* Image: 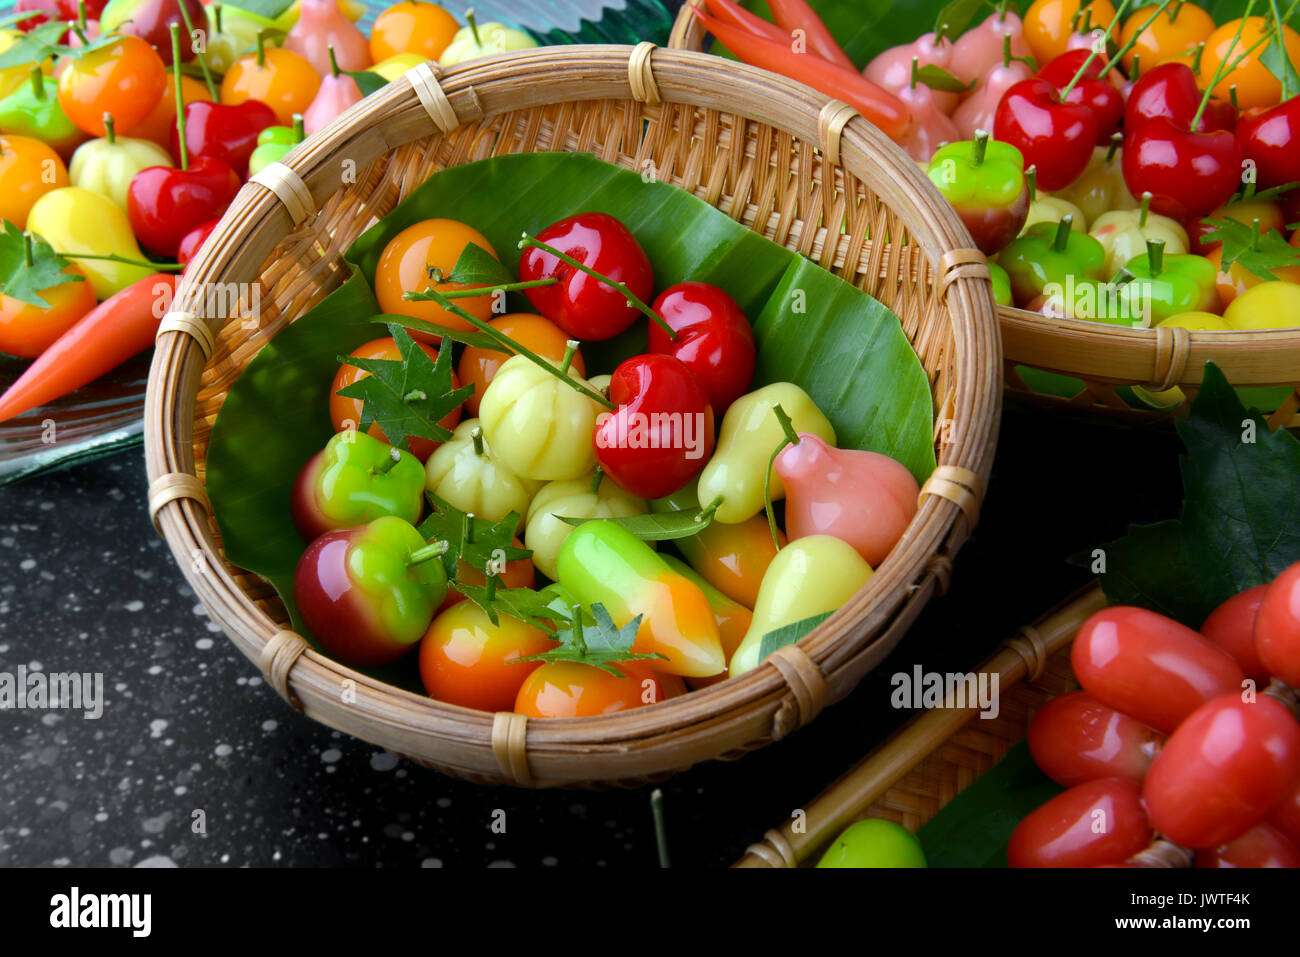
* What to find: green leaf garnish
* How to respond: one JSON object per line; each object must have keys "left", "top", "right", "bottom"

{"left": 0, "top": 21, "right": 66, "bottom": 70}
{"left": 913, "top": 62, "right": 975, "bottom": 93}
{"left": 218, "top": 0, "right": 296, "bottom": 20}
{"left": 453, "top": 583, "right": 564, "bottom": 632}
{"left": 371, "top": 314, "right": 508, "bottom": 352}
{"left": 556, "top": 507, "right": 717, "bottom": 541}
{"left": 335, "top": 322, "right": 474, "bottom": 451}
{"left": 349, "top": 70, "right": 388, "bottom": 98}
{"left": 443, "top": 241, "right": 516, "bottom": 287}
{"left": 418, "top": 491, "right": 530, "bottom": 581}
{"left": 933, "top": 0, "right": 986, "bottom": 42}
{"left": 756, "top": 611, "right": 833, "bottom": 662}
{"left": 1201, "top": 216, "right": 1300, "bottom": 283}
{"left": 1092, "top": 362, "right": 1300, "bottom": 627}
{"left": 1261, "top": 2, "right": 1300, "bottom": 102}
{"left": 0, "top": 221, "right": 83, "bottom": 308}
{"left": 511, "top": 602, "right": 663, "bottom": 678}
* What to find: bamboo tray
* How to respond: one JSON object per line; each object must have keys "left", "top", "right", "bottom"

{"left": 669, "top": 0, "right": 1300, "bottom": 431}
{"left": 144, "top": 44, "right": 1000, "bottom": 787}
{"left": 735, "top": 584, "right": 1193, "bottom": 868}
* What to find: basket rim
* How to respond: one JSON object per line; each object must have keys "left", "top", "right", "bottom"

{"left": 144, "top": 44, "right": 1003, "bottom": 785}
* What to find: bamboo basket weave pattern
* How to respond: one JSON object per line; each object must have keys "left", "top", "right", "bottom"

{"left": 736, "top": 585, "right": 1190, "bottom": 868}
{"left": 144, "top": 44, "right": 1000, "bottom": 788}
{"left": 669, "top": 0, "right": 1300, "bottom": 431}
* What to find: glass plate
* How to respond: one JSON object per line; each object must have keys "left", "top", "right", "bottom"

{"left": 0, "top": 0, "right": 670, "bottom": 485}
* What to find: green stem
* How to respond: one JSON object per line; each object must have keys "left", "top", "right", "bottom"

{"left": 22, "top": 232, "right": 33, "bottom": 268}
{"left": 461, "top": 511, "right": 474, "bottom": 548}
{"left": 176, "top": 0, "right": 219, "bottom": 100}
{"left": 559, "top": 339, "right": 579, "bottom": 377}
{"left": 971, "top": 129, "right": 988, "bottom": 167}
{"left": 589, "top": 466, "right": 604, "bottom": 495}
{"left": 569, "top": 604, "right": 586, "bottom": 657}
{"left": 1250, "top": 216, "right": 1262, "bottom": 251}
{"left": 1001, "top": 31, "right": 1011, "bottom": 69}
{"left": 772, "top": 403, "right": 801, "bottom": 447}
{"left": 373, "top": 447, "right": 401, "bottom": 475}
{"left": 471, "top": 426, "right": 485, "bottom": 457}
{"left": 467, "top": 7, "right": 481, "bottom": 46}
{"left": 1192, "top": 1, "right": 1262, "bottom": 130}
{"left": 1271, "top": 0, "right": 1297, "bottom": 101}
{"left": 328, "top": 44, "right": 340, "bottom": 79}
{"left": 1026, "top": 164, "right": 1038, "bottom": 204}
{"left": 256, "top": 29, "right": 266, "bottom": 70}
{"left": 517, "top": 233, "right": 679, "bottom": 342}
{"left": 1146, "top": 238, "right": 1165, "bottom": 277}
{"left": 414, "top": 285, "right": 616, "bottom": 410}
{"left": 291, "top": 113, "right": 305, "bottom": 144}
{"left": 1104, "top": 131, "right": 1122, "bottom": 165}
{"left": 1096, "top": 0, "right": 1172, "bottom": 80}
{"left": 72, "top": 24, "right": 88, "bottom": 45}
{"left": 696, "top": 495, "right": 723, "bottom": 525}
{"left": 407, "top": 540, "right": 449, "bottom": 566}
{"left": 1130, "top": 51, "right": 1140, "bottom": 78}
{"left": 1138, "top": 191, "right": 1151, "bottom": 228}
{"left": 1061, "top": 0, "right": 1136, "bottom": 98}
{"left": 409, "top": 277, "right": 558, "bottom": 299}
{"left": 103, "top": 112, "right": 115, "bottom": 145}
{"left": 215, "top": 2, "right": 223, "bottom": 33}
{"left": 56, "top": 251, "right": 183, "bottom": 270}
{"left": 1054, "top": 215, "right": 1073, "bottom": 253}
{"left": 651, "top": 789, "right": 670, "bottom": 869}
{"left": 909, "top": 55, "right": 919, "bottom": 91}
{"left": 28, "top": 66, "right": 43, "bottom": 101}
{"left": 762, "top": 406, "right": 804, "bottom": 554}
{"left": 171, "top": 24, "right": 188, "bottom": 171}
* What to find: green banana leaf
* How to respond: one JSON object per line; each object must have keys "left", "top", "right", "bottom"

{"left": 205, "top": 152, "right": 935, "bottom": 690}
{"left": 916, "top": 740, "right": 1062, "bottom": 867}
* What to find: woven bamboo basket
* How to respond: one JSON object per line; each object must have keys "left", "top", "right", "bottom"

{"left": 670, "top": 0, "right": 1300, "bottom": 431}
{"left": 143, "top": 43, "right": 1001, "bottom": 787}
{"left": 735, "top": 583, "right": 1192, "bottom": 868}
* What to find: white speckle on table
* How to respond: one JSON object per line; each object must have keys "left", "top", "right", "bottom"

{"left": 213, "top": 743, "right": 233, "bottom": 758}
{"left": 320, "top": 748, "right": 342, "bottom": 764}
{"left": 135, "top": 855, "right": 178, "bottom": 868}
{"left": 421, "top": 858, "right": 443, "bottom": 868}
{"left": 149, "top": 720, "right": 168, "bottom": 738}
{"left": 195, "top": 637, "right": 214, "bottom": 650}
{"left": 20, "top": 559, "right": 35, "bottom": 571}
{"left": 370, "top": 751, "right": 399, "bottom": 772}
{"left": 261, "top": 720, "right": 278, "bottom": 732}
{"left": 124, "top": 600, "right": 144, "bottom": 612}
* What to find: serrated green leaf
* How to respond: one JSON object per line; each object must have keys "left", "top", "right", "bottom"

{"left": 510, "top": 602, "right": 659, "bottom": 677}
{"left": 756, "top": 611, "right": 833, "bottom": 662}
{"left": 418, "top": 491, "right": 530, "bottom": 581}
{"left": 557, "top": 508, "right": 715, "bottom": 541}
{"left": 453, "top": 583, "right": 561, "bottom": 632}
{"left": 335, "top": 322, "right": 474, "bottom": 451}
{"left": 1097, "top": 363, "right": 1300, "bottom": 627}
{"left": 0, "top": 221, "right": 84, "bottom": 308}
{"left": 1202, "top": 216, "right": 1300, "bottom": 285}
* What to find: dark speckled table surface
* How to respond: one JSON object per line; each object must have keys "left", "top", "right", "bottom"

{"left": 0, "top": 408, "right": 1184, "bottom": 868}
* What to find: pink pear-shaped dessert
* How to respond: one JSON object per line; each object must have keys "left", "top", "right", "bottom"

{"left": 774, "top": 433, "right": 919, "bottom": 567}
{"left": 284, "top": 0, "right": 372, "bottom": 76}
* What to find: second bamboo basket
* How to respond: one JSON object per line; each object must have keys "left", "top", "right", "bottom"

{"left": 669, "top": 0, "right": 1300, "bottom": 431}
